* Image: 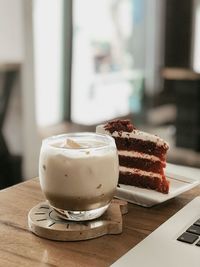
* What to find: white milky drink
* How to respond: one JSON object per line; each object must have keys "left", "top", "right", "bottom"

{"left": 39, "top": 133, "right": 119, "bottom": 221}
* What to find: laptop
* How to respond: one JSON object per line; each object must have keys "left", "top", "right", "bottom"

{"left": 111, "top": 196, "right": 200, "bottom": 267}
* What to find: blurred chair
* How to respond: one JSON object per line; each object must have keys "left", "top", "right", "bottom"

{"left": 0, "top": 63, "right": 22, "bottom": 189}
{"left": 162, "top": 67, "right": 200, "bottom": 151}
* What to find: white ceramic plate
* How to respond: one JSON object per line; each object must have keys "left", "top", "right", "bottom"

{"left": 115, "top": 164, "right": 200, "bottom": 207}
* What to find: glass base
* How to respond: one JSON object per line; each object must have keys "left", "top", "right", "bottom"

{"left": 52, "top": 204, "right": 110, "bottom": 221}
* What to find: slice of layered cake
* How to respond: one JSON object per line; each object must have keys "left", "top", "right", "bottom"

{"left": 96, "top": 119, "right": 169, "bottom": 194}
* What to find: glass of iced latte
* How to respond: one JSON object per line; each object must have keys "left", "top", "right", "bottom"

{"left": 39, "top": 132, "right": 119, "bottom": 221}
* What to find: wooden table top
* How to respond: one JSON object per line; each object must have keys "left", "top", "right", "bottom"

{"left": 0, "top": 178, "right": 200, "bottom": 267}
{"left": 0, "top": 63, "right": 21, "bottom": 72}
{"left": 161, "top": 67, "right": 200, "bottom": 80}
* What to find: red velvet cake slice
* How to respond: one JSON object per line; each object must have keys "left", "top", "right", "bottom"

{"left": 96, "top": 119, "right": 169, "bottom": 194}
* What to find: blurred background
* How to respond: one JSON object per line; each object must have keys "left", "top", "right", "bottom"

{"left": 1, "top": 0, "right": 200, "bottom": 189}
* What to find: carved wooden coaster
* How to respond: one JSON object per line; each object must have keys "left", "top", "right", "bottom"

{"left": 28, "top": 199, "right": 128, "bottom": 241}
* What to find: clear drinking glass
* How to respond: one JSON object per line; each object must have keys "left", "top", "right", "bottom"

{"left": 39, "top": 132, "right": 119, "bottom": 221}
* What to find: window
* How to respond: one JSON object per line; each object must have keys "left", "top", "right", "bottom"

{"left": 71, "top": 0, "right": 145, "bottom": 125}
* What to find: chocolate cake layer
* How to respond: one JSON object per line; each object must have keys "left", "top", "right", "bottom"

{"left": 104, "top": 119, "right": 135, "bottom": 133}
{"left": 119, "top": 171, "right": 169, "bottom": 194}
{"left": 96, "top": 120, "right": 170, "bottom": 194}
{"left": 119, "top": 155, "right": 164, "bottom": 174}
{"left": 114, "top": 137, "right": 167, "bottom": 161}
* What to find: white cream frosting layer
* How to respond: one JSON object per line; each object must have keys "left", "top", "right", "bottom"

{"left": 119, "top": 166, "right": 162, "bottom": 179}
{"left": 118, "top": 150, "right": 161, "bottom": 162}
{"left": 96, "top": 124, "right": 169, "bottom": 148}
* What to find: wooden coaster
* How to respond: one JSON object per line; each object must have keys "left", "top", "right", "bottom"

{"left": 28, "top": 199, "right": 128, "bottom": 241}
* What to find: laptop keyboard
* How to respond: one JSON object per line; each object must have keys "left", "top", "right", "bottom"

{"left": 177, "top": 218, "right": 200, "bottom": 246}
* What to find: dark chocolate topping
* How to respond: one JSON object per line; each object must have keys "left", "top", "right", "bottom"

{"left": 104, "top": 119, "right": 136, "bottom": 134}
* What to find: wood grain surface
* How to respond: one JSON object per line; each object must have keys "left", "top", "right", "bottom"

{"left": 161, "top": 67, "right": 200, "bottom": 80}
{"left": 0, "top": 178, "right": 199, "bottom": 267}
